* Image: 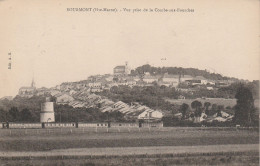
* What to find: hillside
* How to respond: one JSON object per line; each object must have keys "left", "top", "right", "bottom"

{"left": 131, "top": 64, "right": 241, "bottom": 81}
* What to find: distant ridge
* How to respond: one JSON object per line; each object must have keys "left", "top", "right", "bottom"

{"left": 131, "top": 64, "right": 242, "bottom": 81}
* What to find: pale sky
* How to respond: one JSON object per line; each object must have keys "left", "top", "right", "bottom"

{"left": 0, "top": 0, "right": 259, "bottom": 98}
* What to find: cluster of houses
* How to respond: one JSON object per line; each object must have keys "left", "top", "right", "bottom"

{"left": 17, "top": 81, "right": 164, "bottom": 121}
{"left": 174, "top": 109, "right": 234, "bottom": 123}
{"left": 101, "top": 101, "right": 164, "bottom": 121}
{"left": 15, "top": 63, "right": 240, "bottom": 123}
{"left": 17, "top": 77, "right": 235, "bottom": 123}
{"left": 18, "top": 63, "right": 236, "bottom": 99}
{"left": 111, "top": 63, "right": 233, "bottom": 89}
{"left": 53, "top": 90, "right": 164, "bottom": 121}
{"left": 64, "top": 92, "right": 163, "bottom": 121}
{"left": 18, "top": 79, "right": 36, "bottom": 98}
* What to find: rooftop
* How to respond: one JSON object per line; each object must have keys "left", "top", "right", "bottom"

{"left": 19, "top": 86, "right": 36, "bottom": 90}
{"left": 163, "top": 73, "right": 179, "bottom": 78}
{"left": 194, "top": 76, "right": 207, "bottom": 80}
{"left": 114, "top": 66, "right": 126, "bottom": 69}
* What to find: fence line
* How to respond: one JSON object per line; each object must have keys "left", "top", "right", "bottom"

{"left": 0, "top": 126, "right": 258, "bottom": 136}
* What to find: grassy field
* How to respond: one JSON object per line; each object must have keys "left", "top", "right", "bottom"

{"left": 165, "top": 98, "right": 260, "bottom": 108}
{"left": 0, "top": 127, "right": 258, "bottom": 151}
{"left": 0, "top": 151, "right": 259, "bottom": 166}
{"left": 0, "top": 127, "right": 258, "bottom": 165}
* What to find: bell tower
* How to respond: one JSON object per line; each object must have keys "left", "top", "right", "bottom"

{"left": 125, "top": 61, "right": 130, "bottom": 75}
{"left": 31, "top": 77, "right": 35, "bottom": 88}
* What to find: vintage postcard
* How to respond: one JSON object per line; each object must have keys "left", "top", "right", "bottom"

{"left": 0, "top": 0, "right": 259, "bottom": 165}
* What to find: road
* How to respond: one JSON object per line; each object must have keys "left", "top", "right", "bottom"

{"left": 0, "top": 144, "right": 258, "bottom": 157}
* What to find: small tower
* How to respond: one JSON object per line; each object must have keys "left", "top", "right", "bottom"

{"left": 40, "top": 97, "right": 55, "bottom": 123}
{"left": 178, "top": 72, "right": 181, "bottom": 83}
{"left": 125, "top": 61, "right": 130, "bottom": 75}
{"left": 31, "top": 77, "right": 35, "bottom": 88}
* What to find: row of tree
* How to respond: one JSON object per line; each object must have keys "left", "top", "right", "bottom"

{"left": 179, "top": 101, "right": 227, "bottom": 120}
{"left": 233, "top": 85, "right": 258, "bottom": 126}
{"left": 130, "top": 64, "right": 230, "bottom": 80}
{"left": 0, "top": 107, "right": 38, "bottom": 122}
{"left": 0, "top": 105, "right": 126, "bottom": 123}
{"left": 100, "top": 85, "right": 177, "bottom": 112}
{"left": 0, "top": 83, "right": 258, "bottom": 126}
{"left": 176, "top": 85, "right": 259, "bottom": 126}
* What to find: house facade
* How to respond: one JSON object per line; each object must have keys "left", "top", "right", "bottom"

{"left": 143, "top": 73, "right": 159, "bottom": 83}
{"left": 88, "top": 82, "right": 102, "bottom": 88}
{"left": 18, "top": 87, "right": 36, "bottom": 97}
{"left": 138, "top": 110, "right": 164, "bottom": 120}
{"left": 160, "top": 73, "right": 180, "bottom": 87}
{"left": 113, "top": 62, "right": 130, "bottom": 76}
{"left": 185, "top": 76, "right": 208, "bottom": 86}
{"left": 18, "top": 79, "right": 36, "bottom": 97}
{"left": 194, "top": 76, "right": 208, "bottom": 85}
{"left": 55, "top": 93, "right": 74, "bottom": 104}
{"left": 180, "top": 75, "right": 194, "bottom": 82}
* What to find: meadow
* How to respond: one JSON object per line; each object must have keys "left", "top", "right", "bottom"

{"left": 0, "top": 151, "right": 259, "bottom": 166}
{"left": 0, "top": 127, "right": 258, "bottom": 165}
{"left": 0, "top": 127, "right": 258, "bottom": 151}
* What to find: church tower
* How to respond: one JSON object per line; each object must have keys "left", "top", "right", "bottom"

{"left": 31, "top": 77, "right": 35, "bottom": 88}
{"left": 125, "top": 61, "right": 130, "bottom": 75}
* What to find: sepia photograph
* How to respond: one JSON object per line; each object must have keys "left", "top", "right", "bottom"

{"left": 0, "top": 0, "right": 259, "bottom": 165}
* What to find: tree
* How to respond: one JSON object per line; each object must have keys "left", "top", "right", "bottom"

{"left": 211, "top": 104, "right": 217, "bottom": 112}
{"left": 20, "top": 108, "right": 33, "bottom": 122}
{"left": 234, "top": 85, "right": 255, "bottom": 126}
{"left": 226, "top": 106, "right": 231, "bottom": 110}
{"left": 191, "top": 100, "right": 202, "bottom": 117}
{"left": 9, "top": 107, "right": 19, "bottom": 122}
{"left": 180, "top": 103, "right": 189, "bottom": 120}
{"left": 152, "top": 81, "right": 158, "bottom": 86}
{"left": 110, "top": 86, "right": 119, "bottom": 94}
{"left": 217, "top": 105, "right": 224, "bottom": 117}
{"left": 0, "top": 109, "right": 8, "bottom": 122}
{"left": 204, "top": 102, "right": 211, "bottom": 115}
{"left": 50, "top": 96, "right": 56, "bottom": 102}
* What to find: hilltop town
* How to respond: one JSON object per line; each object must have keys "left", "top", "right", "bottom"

{"left": 2, "top": 63, "right": 259, "bottom": 125}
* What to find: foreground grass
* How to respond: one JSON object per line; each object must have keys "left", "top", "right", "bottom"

{"left": 0, "top": 136, "right": 259, "bottom": 152}
{"left": 0, "top": 129, "right": 258, "bottom": 151}
{"left": 0, "top": 129, "right": 258, "bottom": 165}
{"left": 0, "top": 151, "right": 259, "bottom": 166}
{"left": 0, "top": 128, "right": 258, "bottom": 165}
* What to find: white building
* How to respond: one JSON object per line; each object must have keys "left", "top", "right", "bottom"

{"left": 88, "top": 82, "right": 102, "bottom": 88}
{"left": 113, "top": 62, "right": 130, "bottom": 76}
{"left": 55, "top": 93, "right": 74, "bottom": 104}
{"left": 40, "top": 98, "right": 55, "bottom": 123}
{"left": 180, "top": 75, "right": 194, "bottom": 82}
{"left": 206, "top": 87, "right": 214, "bottom": 90}
{"left": 194, "top": 76, "right": 208, "bottom": 85}
{"left": 160, "top": 73, "right": 180, "bottom": 87}
{"left": 185, "top": 76, "right": 208, "bottom": 86}
{"left": 143, "top": 73, "right": 159, "bottom": 83}
{"left": 138, "top": 110, "right": 164, "bottom": 120}
{"left": 90, "top": 87, "right": 102, "bottom": 93}
{"left": 18, "top": 79, "right": 36, "bottom": 97}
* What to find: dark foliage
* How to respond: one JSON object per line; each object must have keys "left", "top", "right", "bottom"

{"left": 162, "top": 116, "right": 200, "bottom": 127}
{"left": 0, "top": 96, "right": 125, "bottom": 123}
{"left": 180, "top": 103, "right": 189, "bottom": 120}
{"left": 191, "top": 100, "right": 202, "bottom": 117}
{"left": 99, "top": 85, "right": 178, "bottom": 112}
{"left": 132, "top": 64, "right": 229, "bottom": 80}
{"left": 54, "top": 104, "right": 125, "bottom": 123}
{"left": 204, "top": 102, "right": 211, "bottom": 115}
{"left": 233, "top": 85, "right": 258, "bottom": 126}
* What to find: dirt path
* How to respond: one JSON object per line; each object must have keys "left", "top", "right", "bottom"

{"left": 0, "top": 144, "right": 258, "bottom": 157}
